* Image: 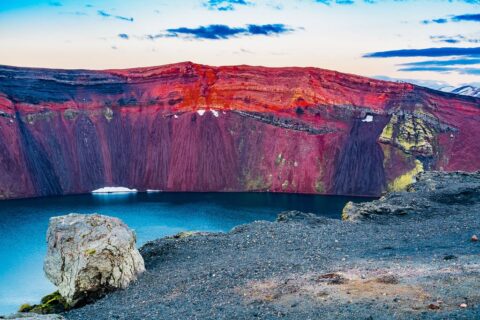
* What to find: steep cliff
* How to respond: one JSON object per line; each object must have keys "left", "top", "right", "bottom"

{"left": 0, "top": 62, "right": 479, "bottom": 199}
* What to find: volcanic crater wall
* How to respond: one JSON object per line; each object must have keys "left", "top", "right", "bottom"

{"left": 0, "top": 62, "right": 479, "bottom": 199}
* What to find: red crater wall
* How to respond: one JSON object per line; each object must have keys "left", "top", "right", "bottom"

{"left": 0, "top": 62, "right": 479, "bottom": 199}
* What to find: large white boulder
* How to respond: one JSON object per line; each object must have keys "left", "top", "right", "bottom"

{"left": 43, "top": 214, "right": 145, "bottom": 306}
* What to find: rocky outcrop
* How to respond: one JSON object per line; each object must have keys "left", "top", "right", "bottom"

{"left": 43, "top": 214, "right": 145, "bottom": 307}
{"left": 342, "top": 171, "right": 480, "bottom": 221}
{"left": 0, "top": 62, "right": 479, "bottom": 198}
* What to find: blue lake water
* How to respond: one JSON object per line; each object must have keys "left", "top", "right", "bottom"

{"left": 0, "top": 192, "right": 371, "bottom": 315}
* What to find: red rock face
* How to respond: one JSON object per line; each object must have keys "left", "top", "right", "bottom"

{"left": 0, "top": 62, "right": 479, "bottom": 199}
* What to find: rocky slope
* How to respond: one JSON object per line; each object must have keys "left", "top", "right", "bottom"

{"left": 0, "top": 62, "right": 479, "bottom": 199}
{"left": 63, "top": 171, "right": 480, "bottom": 320}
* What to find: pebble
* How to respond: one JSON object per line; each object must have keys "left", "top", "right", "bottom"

{"left": 460, "top": 303, "right": 468, "bottom": 308}
{"left": 471, "top": 235, "right": 478, "bottom": 242}
{"left": 428, "top": 303, "right": 440, "bottom": 310}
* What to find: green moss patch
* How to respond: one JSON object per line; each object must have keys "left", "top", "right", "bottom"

{"left": 18, "top": 291, "right": 70, "bottom": 314}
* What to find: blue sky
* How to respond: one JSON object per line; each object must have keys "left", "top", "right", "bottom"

{"left": 1, "top": 0, "right": 479, "bottom": 88}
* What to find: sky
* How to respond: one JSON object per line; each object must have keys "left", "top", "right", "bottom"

{"left": 0, "top": 0, "right": 479, "bottom": 89}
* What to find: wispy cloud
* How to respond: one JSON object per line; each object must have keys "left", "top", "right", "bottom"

{"left": 204, "top": 0, "right": 252, "bottom": 11}
{"left": 374, "top": 75, "right": 452, "bottom": 90}
{"left": 146, "top": 24, "right": 295, "bottom": 40}
{"left": 97, "top": 10, "right": 134, "bottom": 22}
{"left": 49, "top": 1, "right": 62, "bottom": 7}
{"left": 315, "top": 0, "right": 355, "bottom": 5}
{"left": 431, "top": 35, "right": 480, "bottom": 44}
{"left": 398, "top": 66, "right": 480, "bottom": 75}
{"left": 317, "top": 0, "right": 480, "bottom": 5}
{"left": 423, "top": 13, "right": 480, "bottom": 24}
{"left": 399, "top": 58, "right": 480, "bottom": 67}
{"left": 364, "top": 47, "right": 480, "bottom": 58}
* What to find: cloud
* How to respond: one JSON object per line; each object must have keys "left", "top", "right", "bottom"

{"left": 315, "top": 0, "right": 355, "bottom": 5}
{"left": 399, "top": 58, "right": 480, "bottom": 67}
{"left": 423, "top": 13, "right": 480, "bottom": 24}
{"left": 118, "top": 33, "right": 129, "bottom": 39}
{"left": 373, "top": 75, "right": 452, "bottom": 90}
{"left": 398, "top": 66, "right": 480, "bottom": 75}
{"left": 317, "top": 0, "right": 480, "bottom": 5}
{"left": 431, "top": 35, "right": 480, "bottom": 44}
{"left": 364, "top": 47, "right": 480, "bottom": 58}
{"left": 97, "top": 10, "right": 134, "bottom": 22}
{"left": 155, "top": 24, "right": 295, "bottom": 40}
{"left": 49, "top": 1, "right": 62, "bottom": 7}
{"left": 204, "top": 0, "right": 252, "bottom": 11}
{"left": 452, "top": 13, "right": 480, "bottom": 22}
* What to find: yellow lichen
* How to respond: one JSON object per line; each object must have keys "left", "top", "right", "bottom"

{"left": 84, "top": 248, "right": 96, "bottom": 255}
{"left": 275, "top": 153, "right": 283, "bottom": 166}
{"left": 103, "top": 107, "right": 114, "bottom": 122}
{"left": 379, "top": 116, "right": 396, "bottom": 142}
{"left": 380, "top": 114, "right": 435, "bottom": 157}
{"left": 342, "top": 202, "right": 354, "bottom": 221}
{"left": 64, "top": 109, "right": 79, "bottom": 120}
{"left": 388, "top": 160, "right": 424, "bottom": 192}
{"left": 245, "top": 174, "right": 270, "bottom": 190}
{"left": 315, "top": 180, "right": 325, "bottom": 193}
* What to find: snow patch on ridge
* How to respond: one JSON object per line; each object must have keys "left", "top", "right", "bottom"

{"left": 197, "top": 110, "right": 206, "bottom": 116}
{"left": 211, "top": 110, "right": 219, "bottom": 117}
{"left": 362, "top": 115, "right": 374, "bottom": 123}
{"left": 92, "top": 187, "right": 138, "bottom": 194}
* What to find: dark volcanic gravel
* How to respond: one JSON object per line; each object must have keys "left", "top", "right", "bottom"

{"left": 65, "top": 172, "right": 480, "bottom": 320}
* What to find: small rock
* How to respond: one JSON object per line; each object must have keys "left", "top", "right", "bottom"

{"left": 376, "top": 274, "right": 399, "bottom": 285}
{"left": 471, "top": 235, "right": 478, "bottom": 242}
{"left": 428, "top": 303, "right": 440, "bottom": 310}
{"left": 443, "top": 254, "right": 457, "bottom": 261}
{"left": 460, "top": 303, "right": 468, "bottom": 308}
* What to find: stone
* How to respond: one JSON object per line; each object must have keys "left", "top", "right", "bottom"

{"left": 428, "top": 303, "right": 440, "bottom": 310}
{"left": 3, "top": 313, "right": 65, "bottom": 320}
{"left": 460, "top": 303, "right": 468, "bottom": 308}
{"left": 342, "top": 171, "right": 480, "bottom": 222}
{"left": 43, "top": 214, "right": 145, "bottom": 307}
{"left": 472, "top": 235, "right": 478, "bottom": 242}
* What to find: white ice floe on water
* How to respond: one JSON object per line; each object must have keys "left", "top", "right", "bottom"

{"left": 146, "top": 189, "right": 161, "bottom": 193}
{"left": 92, "top": 187, "right": 138, "bottom": 194}
{"left": 211, "top": 110, "right": 219, "bottom": 117}
{"left": 362, "top": 115, "right": 374, "bottom": 123}
{"left": 197, "top": 109, "right": 206, "bottom": 116}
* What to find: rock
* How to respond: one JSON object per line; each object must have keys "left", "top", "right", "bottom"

{"left": 460, "top": 303, "right": 468, "bottom": 308}
{"left": 428, "top": 303, "right": 440, "bottom": 310}
{"left": 472, "top": 235, "right": 478, "bottom": 242}
{"left": 43, "top": 214, "right": 145, "bottom": 307}
{"left": 3, "top": 313, "right": 64, "bottom": 320}
{"left": 342, "top": 171, "right": 480, "bottom": 221}
{"left": 171, "top": 231, "right": 211, "bottom": 239}
{"left": 276, "top": 211, "right": 329, "bottom": 225}
{"left": 443, "top": 255, "right": 457, "bottom": 261}
{"left": 375, "top": 275, "right": 399, "bottom": 284}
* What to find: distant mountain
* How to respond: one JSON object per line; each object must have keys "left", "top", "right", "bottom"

{"left": 450, "top": 85, "right": 480, "bottom": 98}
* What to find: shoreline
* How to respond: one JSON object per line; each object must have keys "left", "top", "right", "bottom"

{"left": 61, "top": 172, "right": 479, "bottom": 320}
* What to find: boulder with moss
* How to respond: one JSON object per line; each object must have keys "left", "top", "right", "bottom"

{"left": 43, "top": 214, "right": 145, "bottom": 307}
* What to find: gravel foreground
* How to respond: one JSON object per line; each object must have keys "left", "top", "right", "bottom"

{"left": 63, "top": 172, "right": 480, "bottom": 320}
